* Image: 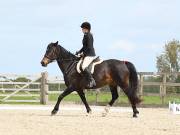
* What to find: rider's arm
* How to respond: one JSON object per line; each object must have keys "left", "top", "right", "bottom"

{"left": 78, "top": 46, "right": 84, "bottom": 54}
{"left": 81, "top": 34, "right": 93, "bottom": 53}
{"left": 86, "top": 33, "right": 93, "bottom": 49}
{"left": 76, "top": 33, "right": 93, "bottom": 55}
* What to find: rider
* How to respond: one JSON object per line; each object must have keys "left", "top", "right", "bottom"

{"left": 76, "top": 22, "right": 96, "bottom": 88}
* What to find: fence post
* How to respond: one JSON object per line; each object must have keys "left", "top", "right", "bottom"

{"left": 95, "top": 89, "right": 100, "bottom": 105}
{"left": 40, "top": 72, "right": 48, "bottom": 105}
{"left": 1, "top": 82, "right": 5, "bottom": 93}
{"left": 139, "top": 74, "right": 144, "bottom": 98}
{"left": 161, "top": 73, "right": 167, "bottom": 104}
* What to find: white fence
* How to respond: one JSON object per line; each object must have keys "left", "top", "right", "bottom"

{"left": 0, "top": 72, "right": 64, "bottom": 104}
{"left": 1, "top": 72, "right": 180, "bottom": 105}
{"left": 0, "top": 73, "right": 41, "bottom": 103}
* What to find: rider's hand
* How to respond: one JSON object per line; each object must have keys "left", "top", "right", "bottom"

{"left": 75, "top": 51, "right": 79, "bottom": 55}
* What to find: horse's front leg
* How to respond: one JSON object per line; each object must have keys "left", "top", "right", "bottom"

{"left": 77, "top": 90, "right": 92, "bottom": 114}
{"left": 51, "top": 87, "right": 74, "bottom": 115}
{"left": 102, "top": 85, "right": 119, "bottom": 117}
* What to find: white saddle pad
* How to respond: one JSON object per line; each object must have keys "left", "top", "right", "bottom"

{"left": 76, "top": 58, "right": 103, "bottom": 74}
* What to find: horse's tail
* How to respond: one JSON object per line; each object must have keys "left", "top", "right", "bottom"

{"left": 125, "top": 61, "right": 142, "bottom": 104}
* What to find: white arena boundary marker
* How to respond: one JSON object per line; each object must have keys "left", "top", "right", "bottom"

{"left": 0, "top": 105, "right": 132, "bottom": 113}
{"left": 169, "top": 101, "right": 180, "bottom": 114}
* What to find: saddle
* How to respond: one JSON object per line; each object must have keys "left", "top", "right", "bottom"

{"left": 76, "top": 56, "right": 103, "bottom": 74}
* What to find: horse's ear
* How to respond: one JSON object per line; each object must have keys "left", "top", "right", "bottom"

{"left": 55, "top": 41, "right": 58, "bottom": 45}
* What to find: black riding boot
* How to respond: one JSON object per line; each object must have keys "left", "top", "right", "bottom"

{"left": 83, "top": 68, "right": 96, "bottom": 88}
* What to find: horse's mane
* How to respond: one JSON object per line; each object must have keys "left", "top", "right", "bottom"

{"left": 58, "top": 45, "right": 76, "bottom": 59}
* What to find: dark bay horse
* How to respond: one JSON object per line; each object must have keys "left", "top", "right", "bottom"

{"left": 41, "top": 41, "right": 141, "bottom": 117}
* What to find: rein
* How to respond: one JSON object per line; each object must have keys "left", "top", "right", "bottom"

{"left": 57, "top": 45, "right": 78, "bottom": 62}
{"left": 57, "top": 56, "right": 79, "bottom": 75}
{"left": 57, "top": 57, "right": 78, "bottom": 62}
{"left": 56, "top": 46, "right": 80, "bottom": 75}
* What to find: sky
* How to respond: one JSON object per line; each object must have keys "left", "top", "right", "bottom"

{"left": 0, "top": 0, "right": 180, "bottom": 76}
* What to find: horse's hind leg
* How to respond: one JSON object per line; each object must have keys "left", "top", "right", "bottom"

{"left": 115, "top": 76, "right": 139, "bottom": 117}
{"left": 102, "top": 85, "right": 119, "bottom": 117}
{"left": 109, "top": 85, "right": 119, "bottom": 106}
{"left": 121, "top": 87, "right": 139, "bottom": 117}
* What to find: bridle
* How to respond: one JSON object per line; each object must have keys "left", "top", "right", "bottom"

{"left": 44, "top": 46, "right": 77, "bottom": 63}
{"left": 44, "top": 55, "right": 55, "bottom": 63}
{"left": 44, "top": 46, "right": 80, "bottom": 75}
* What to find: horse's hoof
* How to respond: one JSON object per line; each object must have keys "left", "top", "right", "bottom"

{"left": 86, "top": 110, "right": 92, "bottom": 116}
{"left": 88, "top": 110, "right": 92, "bottom": 114}
{"left": 102, "top": 105, "right": 110, "bottom": 117}
{"left": 86, "top": 112, "right": 92, "bottom": 116}
{"left": 102, "top": 112, "right": 107, "bottom": 117}
{"left": 51, "top": 110, "right": 58, "bottom": 116}
{"left": 135, "top": 110, "right": 139, "bottom": 114}
{"left": 133, "top": 114, "right": 138, "bottom": 118}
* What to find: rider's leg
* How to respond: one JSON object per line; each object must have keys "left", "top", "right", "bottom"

{"left": 82, "top": 56, "right": 95, "bottom": 70}
{"left": 82, "top": 56, "right": 96, "bottom": 87}
{"left": 83, "top": 68, "right": 96, "bottom": 87}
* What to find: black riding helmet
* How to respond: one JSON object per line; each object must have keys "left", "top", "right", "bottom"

{"left": 81, "top": 22, "right": 91, "bottom": 31}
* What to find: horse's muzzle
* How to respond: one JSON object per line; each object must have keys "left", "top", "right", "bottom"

{"left": 41, "top": 61, "right": 47, "bottom": 67}
{"left": 41, "top": 57, "right": 49, "bottom": 67}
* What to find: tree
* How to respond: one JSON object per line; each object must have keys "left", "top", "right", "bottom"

{"left": 13, "top": 77, "right": 31, "bottom": 82}
{"left": 156, "top": 39, "right": 180, "bottom": 73}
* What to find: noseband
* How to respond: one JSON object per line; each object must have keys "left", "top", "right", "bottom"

{"left": 44, "top": 55, "right": 55, "bottom": 63}
{"left": 44, "top": 46, "right": 79, "bottom": 64}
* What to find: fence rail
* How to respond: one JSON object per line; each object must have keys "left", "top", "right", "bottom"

{"left": 0, "top": 82, "right": 41, "bottom": 85}
{"left": 0, "top": 73, "right": 42, "bottom": 103}
{"left": 139, "top": 72, "right": 180, "bottom": 104}
{"left": 0, "top": 72, "right": 180, "bottom": 105}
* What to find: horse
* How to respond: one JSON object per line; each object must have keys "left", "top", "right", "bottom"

{"left": 41, "top": 41, "right": 141, "bottom": 117}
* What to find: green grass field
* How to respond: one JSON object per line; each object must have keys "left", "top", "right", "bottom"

{"left": 49, "top": 92, "right": 180, "bottom": 105}
{"left": 1, "top": 91, "right": 180, "bottom": 106}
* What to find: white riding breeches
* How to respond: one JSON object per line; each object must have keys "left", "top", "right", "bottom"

{"left": 82, "top": 56, "right": 96, "bottom": 71}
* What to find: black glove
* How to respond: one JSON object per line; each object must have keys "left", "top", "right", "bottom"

{"left": 75, "top": 51, "right": 79, "bottom": 55}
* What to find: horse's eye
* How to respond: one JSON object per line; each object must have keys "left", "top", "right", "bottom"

{"left": 47, "top": 46, "right": 50, "bottom": 52}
